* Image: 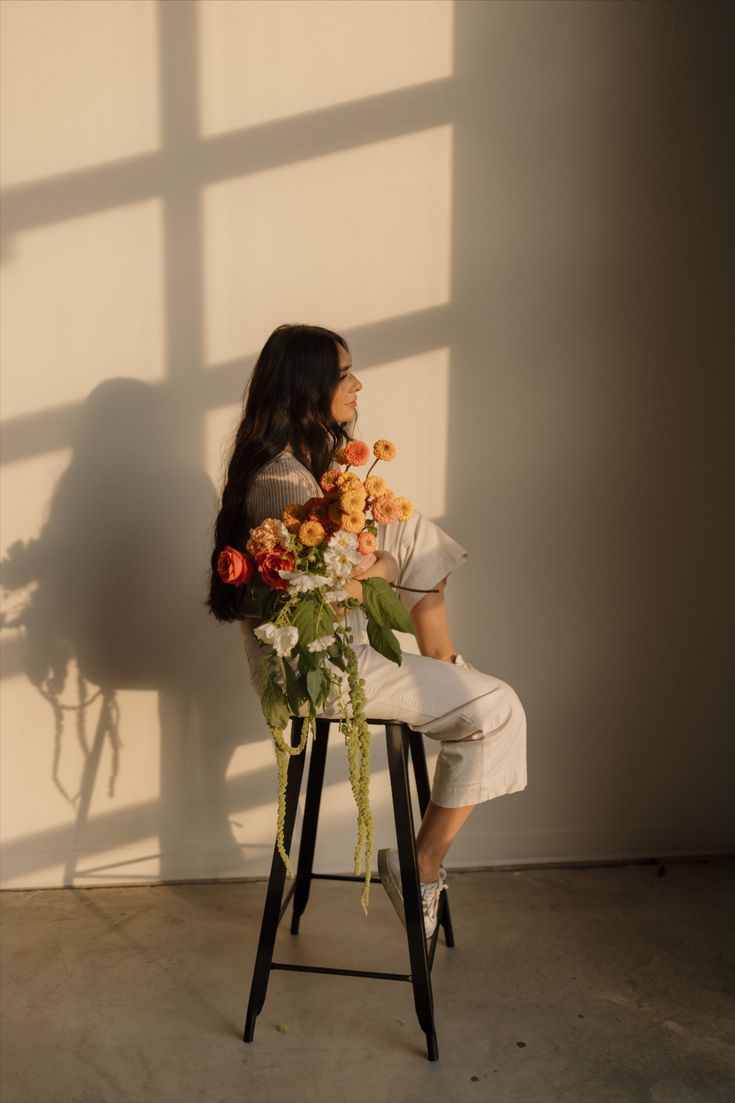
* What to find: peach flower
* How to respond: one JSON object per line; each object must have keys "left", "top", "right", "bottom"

{"left": 371, "top": 494, "right": 400, "bottom": 524}
{"left": 357, "top": 530, "right": 377, "bottom": 556}
{"left": 247, "top": 518, "right": 289, "bottom": 558}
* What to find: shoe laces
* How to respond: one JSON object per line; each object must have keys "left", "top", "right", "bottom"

{"left": 420, "top": 867, "right": 447, "bottom": 925}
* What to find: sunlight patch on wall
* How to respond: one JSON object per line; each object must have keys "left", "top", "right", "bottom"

{"left": 354, "top": 348, "right": 450, "bottom": 519}
{"left": 203, "top": 125, "right": 453, "bottom": 365}
{"left": 198, "top": 0, "right": 453, "bottom": 136}
{"left": 0, "top": 678, "right": 161, "bottom": 886}
{"left": 0, "top": 0, "right": 158, "bottom": 187}
{"left": 0, "top": 200, "right": 165, "bottom": 421}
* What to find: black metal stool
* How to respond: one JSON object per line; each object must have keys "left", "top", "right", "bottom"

{"left": 243, "top": 715, "right": 455, "bottom": 1061}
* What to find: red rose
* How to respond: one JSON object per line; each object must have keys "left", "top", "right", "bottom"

{"left": 217, "top": 546, "right": 255, "bottom": 586}
{"left": 258, "top": 547, "right": 295, "bottom": 590}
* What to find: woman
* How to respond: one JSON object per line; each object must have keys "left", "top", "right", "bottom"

{"left": 207, "top": 323, "right": 527, "bottom": 938}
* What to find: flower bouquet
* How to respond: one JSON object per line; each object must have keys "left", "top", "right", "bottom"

{"left": 217, "top": 439, "right": 424, "bottom": 913}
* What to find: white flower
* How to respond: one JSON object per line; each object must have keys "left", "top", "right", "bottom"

{"left": 324, "top": 588, "right": 350, "bottom": 603}
{"left": 277, "top": 570, "right": 331, "bottom": 594}
{"left": 327, "top": 530, "right": 359, "bottom": 555}
{"left": 274, "top": 520, "right": 290, "bottom": 545}
{"left": 324, "top": 559, "right": 354, "bottom": 584}
{"left": 253, "top": 622, "right": 299, "bottom": 658}
{"left": 306, "top": 634, "right": 336, "bottom": 653}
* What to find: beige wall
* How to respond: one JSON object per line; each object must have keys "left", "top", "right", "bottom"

{"left": 1, "top": 0, "right": 732, "bottom": 889}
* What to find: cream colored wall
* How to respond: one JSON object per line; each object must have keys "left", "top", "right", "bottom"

{"left": 1, "top": 0, "right": 731, "bottom": 890}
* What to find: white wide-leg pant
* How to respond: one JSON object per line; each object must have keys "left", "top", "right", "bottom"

{"left": 240, "top": 510, "right": 527, "bottom": 808}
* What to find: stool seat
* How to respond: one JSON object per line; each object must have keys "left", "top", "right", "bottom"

{"left": 242, "top": 715, "right": 455, "bottom": 1062}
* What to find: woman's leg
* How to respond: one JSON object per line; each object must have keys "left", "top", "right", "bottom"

{"left": 415, "top": 800, "right": 475, "bottom": 883}
{"left": 410, "top": 574, "right": 475, "bottom": 878}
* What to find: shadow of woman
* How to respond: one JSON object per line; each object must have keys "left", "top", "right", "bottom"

{"left": 1, "top": 378, "right": 256, "bottom": 883}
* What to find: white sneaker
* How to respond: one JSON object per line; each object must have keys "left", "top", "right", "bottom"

{"left": 420, "top": 868, "right": 448, "bottom": 938}
{"left": 378, "top": 847, "right": 448, "bottom": 939}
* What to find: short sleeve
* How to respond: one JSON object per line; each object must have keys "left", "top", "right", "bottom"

{"left": 377, "top": 508, "right": 470, "bottom": 613}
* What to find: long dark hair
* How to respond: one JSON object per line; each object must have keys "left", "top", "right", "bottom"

{"left": 207, "top": 323, "right": 354, "bottom": 622}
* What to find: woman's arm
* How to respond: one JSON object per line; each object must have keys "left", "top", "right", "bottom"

{"left": 343, "top": 550, "right": 398, "bottom": 603}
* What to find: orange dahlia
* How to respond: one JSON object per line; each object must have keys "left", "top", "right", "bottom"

{"left": 394, "top": 496, "right": 414, "bottom": 522}
{"left": 282, "top": 502, "right": 306, "bottom": 533}
{"left": 344, "top": 439, "right": 371, "bottom": 466}
{"left": 373, "top": 439, "right": 397, "bottom": 461}
{"left": 336, "top": 471, "right": 362, "bottom": 490}
{"left": 320, "top": 468, "right": 341, "bottom": 493}
{"left": 339, "top": 487, "right": 367, "bottom": 513}
{"left": 298, "top": 520, "right": 326, "bottom": 547}
{"left": 364, "top": 475, "right": 388, "bottom": 498}
{"left": 341, "top": 511, "right": 367, "bottom": 534}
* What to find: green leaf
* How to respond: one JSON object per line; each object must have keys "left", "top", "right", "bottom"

{"left": 361, "top": 577, "right": 415, "bottom": 634}
{"left": 317, "top": 669, "right": 332, "bottom": 707}
{"left": 306, "top": 668, "right": 322, "bottom": 706}
{"left": 366, "top": 618, "right": 403, "bottom": 665}
{"left": 282, "top": 660, "right": 303, "bottom": 716}
{"left": 291, "top": 593, "right": 324, "bottom": 646}
{"left": 289, "top": 595, "right": 317, "bottom": 644}
{"left": 261, "top": 673, "right": 290, "bottom": 730}
{"left": 298, "top": 648, "right": 320, "bottom": 674}
{"left": 328, "top": 650, "right": 346, "bottom": 672}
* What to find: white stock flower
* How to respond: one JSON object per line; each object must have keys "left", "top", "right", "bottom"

{"left": 277, "top": 570, "right": 330, "bottom": 594}
{"left": 253, "top": 622, "right": 299, "bottom": 658}
{"left": 306, "top": 634, "right": 336, "bottom": 653}
{"left": 274, "top": 520, "right": 290, "bottom": 544}
{"left": 324, "top": 588, "right": 350, "bottom": 603}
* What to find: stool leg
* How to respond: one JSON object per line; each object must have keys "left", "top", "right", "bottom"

{"left": 290, "top": 718, "right": 330, "bottom": 934}
{"left": 243, "top": 718, "right": 308, "bottom": 1043}
{"left": 408, "top": 730, "right": 455, "bottom": 948}
{"left": 385, "top": 722, "right": 439, "bottom": 1062}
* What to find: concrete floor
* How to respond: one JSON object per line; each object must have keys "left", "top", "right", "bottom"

{"left": 1, "top": 859, "right": 734, "bottom": 1103}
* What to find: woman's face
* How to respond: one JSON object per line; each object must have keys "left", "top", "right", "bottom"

{"left": 331, "top": 344, "right": 362, "bottom": 423}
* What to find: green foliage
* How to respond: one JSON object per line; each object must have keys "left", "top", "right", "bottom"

{"left": 291, "top": 592, "right": 334, "bottom": 646}
{"left": 366, "top": 619, "right": 402, "bottom": 665}
{"left": 361, "top": 576, "right": 414, "bottom": 665}
{"left": 261, "top": 673, "right": 290, "bottom": 731}
{"left": 282, "top": 660, "right": 302, "bottom": 716}
{"left": 361, "top": 577, "right": 415, "bottom": 634}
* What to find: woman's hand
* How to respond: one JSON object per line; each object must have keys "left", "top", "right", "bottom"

{"left": 351, "top": 552, "right": 377, "bottom": 579}
{"left": 344, "top": 550, "right": 399, "bottom": 604}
